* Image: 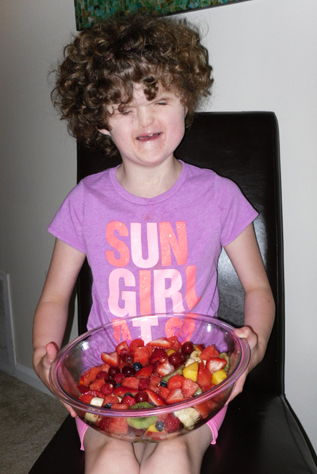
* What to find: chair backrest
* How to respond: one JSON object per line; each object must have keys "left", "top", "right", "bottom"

{"left": 77, "top": 112, "right": 284, "bottom": 396}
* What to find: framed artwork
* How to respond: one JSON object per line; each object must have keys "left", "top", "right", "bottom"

{"left": 74, "top": 0, "right": 250, "bottom": 30}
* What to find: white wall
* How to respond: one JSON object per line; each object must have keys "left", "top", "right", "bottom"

{"left": 0, "top": 0, "right": 316, "bottom": 452}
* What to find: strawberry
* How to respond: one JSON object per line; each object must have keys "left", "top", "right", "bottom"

{"left": 165, "top": 388, "right": 185, "bottom": 405}
{"left": 197, "top": 362, "right": 212, "bottom": 390}
{"left": 138, "top": 377, "right": 150, "bottom": 391}
{"left": 135, "top": 364, "right": 154, "bottom": 379}
{"left": 121, "top": 376, "right": 140, "bottom": 390}
{"left": 206, "top": 357, "right": 227, "bottom": 373}
{"left": 147, "top": 337, "right": 172, "bottom": 349}
{"left": 194, "top": 398, "right": 218, "bottom": 419}
{"left": 100, "top": 363, "right": 111, "bottom": 373}
{"left": 156, "top": 359, "right": 175, "bottom": 377}
{"left": 101, "top": 351, "right": 120, "bottom": 366}
{"left": 129, "top": 338, "right": 144, "bottom": 353}
{"left": 199, "top": 345, "right": 220, "bottom": 361}
{"left": 158, "top": 386, "right": 170, "bottom": 400}
{"left": 149, "top": 348, "right": 167, "bottom": 364}
{"left": 144, "top": 389, "right": 166, "bottom": 406}
{"left": 116, "top": 340, "right": 130, "bottom": 356}
{"left": 181, "top": 378, "right": 199, "bottom": 398}
{"left": 78, "top": 393, "right": 95, "bottom": 404}
{"left": 167, "top": 374, "right": 185, "bottom": 390}
{"left": 149, "top": 375, "right": 162, "bottom": 387}
{"left": 158, "top": 413, "right": 181, "bottom": 433}
{"left": 134, "top": 346, "right": 152, "bottom": 366}
{"left": 95, "top": 370, "right": 109, "bottom": 380}
{"left": 167, "top": 336, "right": 182, "bottom": 352}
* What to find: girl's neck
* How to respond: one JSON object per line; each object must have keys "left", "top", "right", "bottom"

{"left": 116, "top": 157, "right": 183, "bottom": 198}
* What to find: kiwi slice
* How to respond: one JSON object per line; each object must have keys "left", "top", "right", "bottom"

{"left": 127, "top": 402, "right": 158, "bottom": 429}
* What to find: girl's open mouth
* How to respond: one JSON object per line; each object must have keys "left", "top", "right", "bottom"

{"left": 136, "top": 132, "right": 162, "bottom": 142}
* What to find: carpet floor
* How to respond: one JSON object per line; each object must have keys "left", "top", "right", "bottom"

{"left": 0, "top": 370, "right": 67, "bottom": 474}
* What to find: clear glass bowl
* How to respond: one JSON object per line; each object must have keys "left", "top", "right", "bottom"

{"left": 50, "top": 313, "right": 250, "bottom": 442}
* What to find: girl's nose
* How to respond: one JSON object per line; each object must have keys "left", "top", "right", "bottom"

{"left": 137, "top": 107, "right": 154, "bottom": 127}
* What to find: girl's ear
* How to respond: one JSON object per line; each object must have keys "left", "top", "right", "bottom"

{"left": 98, "top": 128, "right": 111, "bottom": 136}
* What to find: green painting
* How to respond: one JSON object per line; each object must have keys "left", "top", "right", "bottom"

{"left": 74, "top": 0, "right": 247, "bottom": 30}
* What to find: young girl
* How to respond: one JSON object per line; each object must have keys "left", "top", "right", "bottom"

{"left": 33, "top": 13, "right": 275, "bottom": 474}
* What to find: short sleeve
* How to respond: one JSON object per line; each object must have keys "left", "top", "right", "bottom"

{"left": 47, "top": 181, "right": 86, "bottom": 253}
{"left": 217, "top": 177, "right": 258, "bottom": 247}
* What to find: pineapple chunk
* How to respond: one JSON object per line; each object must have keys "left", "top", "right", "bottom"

{"left": 211, "top": 369, "right": 227, "bottom": 385}
{"left": 182, "top": 362, "right": 199, "bottom": 382}
{"left": 174, "top": 407, "right": 200, "bottom": 430}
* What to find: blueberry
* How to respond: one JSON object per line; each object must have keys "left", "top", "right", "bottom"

{"left": 159, "top": 380, "right": 168, "bottom": 387}
{"left": 133, "top": 362, "right": 142, "bottom": 371}
{"left": 123, "top": 392, "right": 134, "bottom": 398}
{"left": 155, "top": 421, "right": 165, "bottom": 432}
{"left": 104, "top": 403, "right": 112, "bottom": 409}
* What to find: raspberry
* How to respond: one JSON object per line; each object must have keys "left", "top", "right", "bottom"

{"left": 99, "top": 416, "right": 111, "bottom": 431}
{"left": 138, "top": 378, "right": 150, "bottom": 391}
{"left": 159, "top": 414, "right": 181, "bottom": 433}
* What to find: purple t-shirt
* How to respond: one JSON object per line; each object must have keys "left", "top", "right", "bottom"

{"left": 48, "top": 161, "right": 258, "bottom": 342}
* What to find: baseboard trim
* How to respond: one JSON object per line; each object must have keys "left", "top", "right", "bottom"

{"left": 15, "top": 362, "right": 53, "bottom": 397}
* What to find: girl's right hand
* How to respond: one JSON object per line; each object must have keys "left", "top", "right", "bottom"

{"left": 34, "top": 342, "right": 77, "bottom": 418}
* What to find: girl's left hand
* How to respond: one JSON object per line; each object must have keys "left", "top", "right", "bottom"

{"left": 225, "top": 325, "right": 263, "bottom": 404}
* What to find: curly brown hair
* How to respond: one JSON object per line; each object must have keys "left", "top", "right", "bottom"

{"left": 52, "top": 13, "right": 213, "bottom": 157}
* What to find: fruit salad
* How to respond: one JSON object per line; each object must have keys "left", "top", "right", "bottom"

{"left": 76, "top": 335, "right": 230, "bottom": 441}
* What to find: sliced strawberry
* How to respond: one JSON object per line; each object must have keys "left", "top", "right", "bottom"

{"left": 147, "top": 337, "right": 172, "bottom": 349}
{"left": 129, "top": 338, "right": 145, "bottom": 353}
{"left": 101, "top": 351, "right": 120, "bottom": 367}
{"left": 133, "top": 346, "right": 152, "bottom": 366}
{"left": 144, "top": 389, "right": 165, "bottom": 406}
{"left": 167, "top": 374, "right": 185, "bottom": 390}
{"left": 121, "top": 376, "right": 140, "bottom": 390}
{"left": 206, "top": 357, "right": 227, "bottom": 373}
{"left": 156, "top": 359, "right": 175, "bottom": 377}
{"left": 116, "top": 340, "right": 130, "bottom": 356}
{"left": 149, "top": 348, "right": 167, "bottom": 364}
{"left": 194, "top": 398, "right": 218, "bottom": 419}
{"left": 78, "top": 393, "right": 95, "bottom": 404}
{"left": 79, "top": 366, "right": 102, "bottom": 387}
{"left": 89, "top": 378, "right": 106, "bottom": 391}
{"left": 138, "top": 377, "right": 150, "bottom": 391}
{"left": 181, "top": 378, "right": 199, "bottom": 398}
{"left": 158, "top": 386, "right": 170, "bottom": 401}
{"left": 167, "top": 336, "right": 182, "bottom": 352}
{"left": 95, "top": 370, "right": 109, "bottom": 380}
{"left": 135, "top": 364, "right": 154, "bottom": 379}
{"left": 199, "top": 345, "right": 220, "bottom": 361}
{"left": 197, "top": 362, "right": 212, "bottom": 390}
{"left": 165, "top": 388, "right": 185, "bottom": 405}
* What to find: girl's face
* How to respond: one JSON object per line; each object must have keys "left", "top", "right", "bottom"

{"left": 99, "top": 84, "right": 187, "bottom": 170}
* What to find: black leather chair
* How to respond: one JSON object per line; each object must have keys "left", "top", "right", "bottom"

{"left": 29, "top": 112, "right": 317, "bottom": 474}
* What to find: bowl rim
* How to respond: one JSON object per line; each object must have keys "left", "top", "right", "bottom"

{"left": 49, "top": 313, "right": 250, "bottom": 417}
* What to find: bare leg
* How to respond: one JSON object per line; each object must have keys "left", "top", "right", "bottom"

{"left": 139, "top": 423, "right": 212, "bottom": 474}
{"left": 84, "top": 427, "right": 140, "bottom": 474}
